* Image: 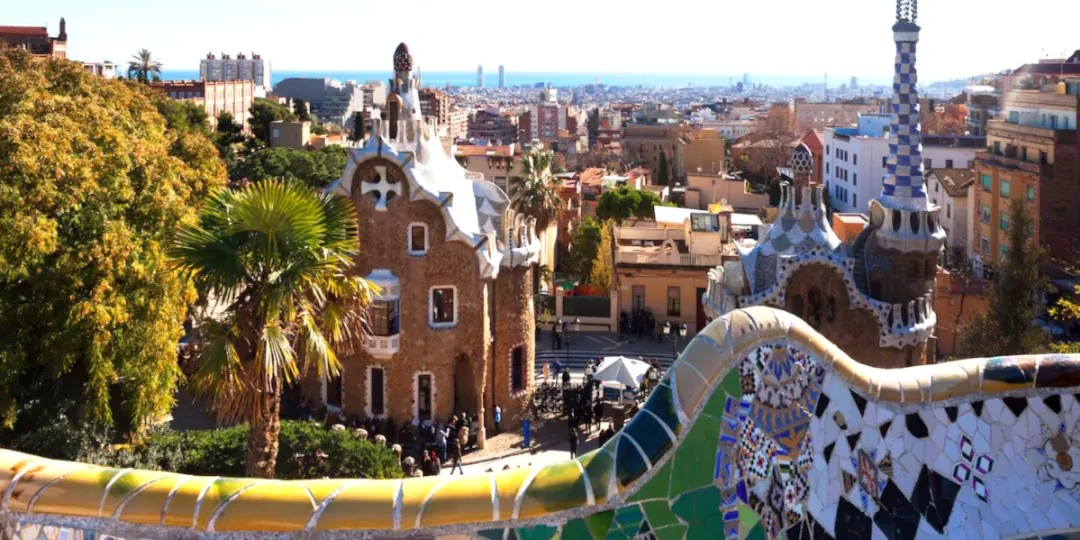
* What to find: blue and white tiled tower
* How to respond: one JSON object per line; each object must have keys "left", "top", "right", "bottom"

{"left": 869, "top": 0, "right": 946, "bottom": 255}
{"left": 881, "top": 0, "right": 924, "bottom": 209}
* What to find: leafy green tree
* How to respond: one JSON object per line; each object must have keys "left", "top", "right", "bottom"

{"left": 292, "top": 99, "right": 311, "bottom": 122}
{"left": 0, "top": 48, "right": 226, "bottom": 433}
{"left": 596, "top": 186, "right": 669, "bottom": 224}
{"left": 127, "top": 48, "right": 163, "bottom": 84}
{"left": 250, "top": 97, "right": 297, "bottom": 144}
{"left": 234, "top": 146, "right": 348, "bottom": 188}
{"left": 155, "top": 98, "right": 210, "bottom": 136}
{"left": 960, "top": 199, "right": 1049, "bottom": 357}
{"left": 171, "top": 180, "right": 374, "bottom": 478}
{"left": 589, "top": 221, "right": 616, "bottom": 295}
{"left": 570, "top": 217, "right": 603, "bottom": 279}
{"left": 510, "top": 147, "right": 563, "bottom": 229}
{"left": 657, "top": 149, "right": 670, "bottom": 186}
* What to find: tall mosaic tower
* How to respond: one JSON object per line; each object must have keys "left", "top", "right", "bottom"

{"left": 880, "top": 0, "right": 925, "bottom": 210}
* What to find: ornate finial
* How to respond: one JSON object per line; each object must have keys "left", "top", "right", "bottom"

{"left": 393, "top": 42, "right": 413, "bottom": 72}
{"left": 896, "top": 0, "right": 917, "bottom": 23}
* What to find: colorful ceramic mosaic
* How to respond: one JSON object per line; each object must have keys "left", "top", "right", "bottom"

{"left": 4, "top": 307, "right": 1080, "bottom": 540}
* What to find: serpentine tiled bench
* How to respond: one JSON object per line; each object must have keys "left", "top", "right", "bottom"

{"left": 4, "top": 306, "right": 1080, "bottom": 539}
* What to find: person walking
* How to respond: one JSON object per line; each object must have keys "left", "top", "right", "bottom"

{"left": 435, "top": 422, "right": 448, "bottom": 463}
{"left": 448, "top": 435, "right": 464, "bottom": 475}
{"left": 568, "top": 424, "right": 580, "bottom": 459}
{"left": 593, "top": 400, "right": 605, "bottom": 431}
{"left": 493, "top": 405, "right": 502, "bottom": 435}
{"left": 523, "top": 416, "right": 532, "bottom": 449}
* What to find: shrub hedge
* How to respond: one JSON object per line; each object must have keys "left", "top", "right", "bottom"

{"left": 8, "top": 418, "right": 403, "bottom": 480}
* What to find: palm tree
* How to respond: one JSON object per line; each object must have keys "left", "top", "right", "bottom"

{"left": 171, "top": 180, "right": 373, "bottom": 478}
{"left": 510, "top": 147, "right": 563, "bottom": 230}
{"left": 127, "top": 49, "right": 162, "bottom": 84}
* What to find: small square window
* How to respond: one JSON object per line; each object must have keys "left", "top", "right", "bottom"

{"left": 945, "top": 159, "right": 954, "bottom": 168}
{"left": 430, "top": 286, "right": 456, "bottom": 327}
{"left": 408, "top": 223, "right": 429, "bottom": 255}
{"left": 1000, "top": 180, "right": 1011, "bottom": 198}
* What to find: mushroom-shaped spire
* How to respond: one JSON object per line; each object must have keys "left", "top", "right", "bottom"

{"left": 790, "top": 143, "right": 813, "bottom": 176}
{"left": 393, "top": 42, "right": 413, "bottom": 72}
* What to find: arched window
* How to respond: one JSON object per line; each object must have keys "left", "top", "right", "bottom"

{"left": 808, "top": 288, "right": 823, "bottom": 328}
{"left": 791, "top": 295, "right": 805, "bottom": 318}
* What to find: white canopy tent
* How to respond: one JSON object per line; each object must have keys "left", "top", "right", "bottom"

{"left": 593, "top": 356, "right": 652, "bottom": 390}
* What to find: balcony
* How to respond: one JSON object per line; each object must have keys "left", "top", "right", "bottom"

{"left": 974, "top": 150, "right": 1043, "bottom": 175}
{"left": 365, "top": 334, "right": 400, "bottom": 358}
{"left": 987, "top": 119, "right": 1078, "bottom": 145}
{"left": 616, "top": 250, "right": 723, "bottom": 267}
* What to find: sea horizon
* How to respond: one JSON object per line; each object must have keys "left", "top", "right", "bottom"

{"left": 160, "top": 69, "right": 896, "bottom": 89}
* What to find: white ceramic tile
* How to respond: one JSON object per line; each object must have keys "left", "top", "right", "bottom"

{"left": 985, "top": 399, "right": 1004, "bottom": 422}
{"left": 957, "top": 411, "right": 978, "bottom": 436}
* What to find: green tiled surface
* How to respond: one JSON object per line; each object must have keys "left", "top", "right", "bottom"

{"left": 668, "top": 415, "right": 721, "bottom": 494}
{"left": 561, "top": 518, "right": 591, "bottom": 540}
{"left": 654, "top": 523, "right": 689, "bottom": 540}
{"left": 720, "top": 368, "right": 742, "bottom": 400}
{"left": 628, "top": 456, "right": 672, "bottom": 503}
{"left": 641, "top": 499, "right": 681, "bottom": 529}
{"left": 671, "top": 486, "right": 724, "bottom": 540}
{"left": 584, "top": 510, "right": 615, "bottom": 539}
{"left": 517, "top": 524, "right": 558, "bottom": 540}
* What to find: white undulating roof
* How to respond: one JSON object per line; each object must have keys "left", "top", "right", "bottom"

{"left": 654, "top": 205, "right": 707, "bottom": 225}
{"left": 731, "top": 213, "right": 764, "bottom": 227}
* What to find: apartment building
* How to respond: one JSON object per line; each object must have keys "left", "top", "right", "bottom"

{"left": 824, "top": 114, "right": 983, "bottom": 214}
{"left": 615, "top": 206, "right": 733, "bottom": 334}
{"left": 794, "top": 100, "right": 880, "bottom": 130}
{"left": 972, "top": 81, "right": 1080, "bottom": 266}
{"left": 200, "top": 52, "right": 271, "bottom": 93}
{"left": 925, "top": 169, "right": 975, "bottom": 261}
{"left": 151, "top": 79, "right": 255, "bottom": 131}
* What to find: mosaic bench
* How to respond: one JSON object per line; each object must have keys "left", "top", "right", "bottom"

{"left": 4, "top": 306, "right": 1080, "bottom": 540}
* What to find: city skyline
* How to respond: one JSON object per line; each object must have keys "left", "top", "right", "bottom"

{"left": 7, "top": 0, "right": 1077, "bottom": 82}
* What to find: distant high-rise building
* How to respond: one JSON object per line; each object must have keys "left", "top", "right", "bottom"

{"left": 498, "top": 65, "right": 505, "bottom": 89}
{"left": 850, "top": 76, "right": 858, "bottom": 89}
{"left": 477, "top": 65, "right": 484, "bottom": 88}
{"left": 200, "top": 52, "right": 272, "bottom": 94}
{"left": 742, "top": 73, "right": 750, "bottom": 86}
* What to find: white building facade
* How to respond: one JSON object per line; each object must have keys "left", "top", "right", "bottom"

{"left": 824, "top": 114, "right": 981, "bottom": 215}
{"left": 200, "top": 53, "right": 271, "bottom": 94}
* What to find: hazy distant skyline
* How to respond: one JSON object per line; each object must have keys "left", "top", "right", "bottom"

{"left": 7, "top": 0, "right": 1077, "bottom": 83}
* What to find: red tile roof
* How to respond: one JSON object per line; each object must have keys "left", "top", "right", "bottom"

{"left": 0, "top": 26, "right": 48, "bottom": 36}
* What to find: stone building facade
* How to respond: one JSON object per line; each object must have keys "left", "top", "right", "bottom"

{"left": 704, "top": 8, "right": 944, "bottom": 369}
{"left": 308, "top": 44, "right": 541, "bottom": 442}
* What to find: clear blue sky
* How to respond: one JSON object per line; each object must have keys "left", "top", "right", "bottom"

{"left": 6, "top": 0, "right": 1077, "bottom": 81}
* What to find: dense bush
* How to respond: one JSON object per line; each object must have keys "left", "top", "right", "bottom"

{"left": 9, "top": 420, "right": 402, "bottom": 480}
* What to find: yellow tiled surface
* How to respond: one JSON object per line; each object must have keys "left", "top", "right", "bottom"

{"left": 314, "top": 480, "right": 397, "bottom": 531}
{"left": 420, "top": 475, "right": 495, "bottom": 527}
{"left": 212, "top": 481, "right": 314, "bottom": 532}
